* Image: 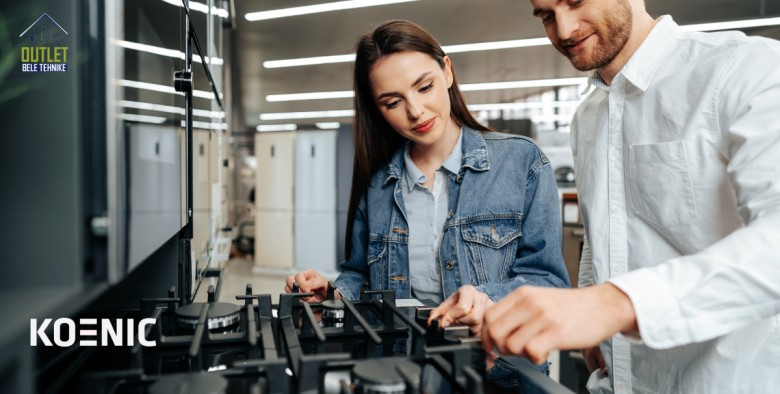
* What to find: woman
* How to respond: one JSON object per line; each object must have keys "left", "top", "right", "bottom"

{"left": 285, "top": 19, "right": 569, "bottom": 389}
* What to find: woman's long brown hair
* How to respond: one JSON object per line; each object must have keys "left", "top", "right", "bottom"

{"left": 345, "top": 20, "right": 490, "bottom": 258}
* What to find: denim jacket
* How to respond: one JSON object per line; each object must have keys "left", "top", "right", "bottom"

{"left": 335, "top": 127, "right": 570, "bottom": 301}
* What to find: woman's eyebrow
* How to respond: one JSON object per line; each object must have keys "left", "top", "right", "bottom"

{"left": 376, "top": 71, "right": 432, "bottom": 100}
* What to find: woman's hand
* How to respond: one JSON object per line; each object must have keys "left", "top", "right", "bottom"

{"left": 582, "top": 345, "right": 608, "bottom": 376}
{"left": 284, "top": 269, "right": 333, "bottom": 302}
{"left": 428, "top": 285, "right": 494, "bottom": 334}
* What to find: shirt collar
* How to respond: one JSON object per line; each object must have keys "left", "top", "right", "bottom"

{"left": 401, "top": 129, "right": 463, "bottom": 192}
{"left": 386, "top": 126, "right": 486, "bottom": 186}
{"left": 582, "top": 15, "right": 679, "bottom": 94}
{"left": 441, "top": 131, "right": 463, "bottom": 174}
{"left": 402, "top": 144, "right": 424, "bottom": 192}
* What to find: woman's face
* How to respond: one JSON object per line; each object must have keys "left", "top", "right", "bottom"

{"left": 369, "top": 51, "right": 458, "bottom": 148}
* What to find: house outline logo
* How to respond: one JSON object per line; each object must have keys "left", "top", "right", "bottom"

{"left": 19, "top": 13, "right": 69, "bottom": 40}
{"left": 19, "top": 12, "right": 70, "bottom": 73}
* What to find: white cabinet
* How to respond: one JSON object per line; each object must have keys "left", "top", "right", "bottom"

{"left": 192, "top": 130, "right": 211, "bottom": 258}
{"left": 294, "top": 131, "right": 337, "bottom": 272}
{"left": 254, "top": 131, "right": 337, "bottom": 271}
{"left": 254, "top": 132, "right": 296, "bottom": 267}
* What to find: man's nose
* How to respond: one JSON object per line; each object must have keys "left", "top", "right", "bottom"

{"left": 556, "top": 12, "right": 580, "bottom": 40}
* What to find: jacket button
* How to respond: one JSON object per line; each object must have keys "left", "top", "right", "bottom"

{"left": 445, "top": 260, "right": 455, "bottom": 271}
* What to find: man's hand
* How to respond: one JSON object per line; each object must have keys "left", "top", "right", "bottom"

{"left": 428, "top": 285, "right": 494, "bottom": 334}
{"left": 481, "top": 283, "right": 637, "bottom": 365}
{"left": 284, "top": 269, "right": 333, "bottom": 302}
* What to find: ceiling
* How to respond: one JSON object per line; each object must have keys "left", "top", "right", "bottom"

{"left": 230, "top": 0, "right": 780, "bottom": 132}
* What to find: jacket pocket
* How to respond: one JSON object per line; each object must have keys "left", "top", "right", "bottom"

{"left": 461, "top": 216, "right": 522, "bottom": 284}
{"left": 629, "top": 141, "right": 697, "bottom": 228}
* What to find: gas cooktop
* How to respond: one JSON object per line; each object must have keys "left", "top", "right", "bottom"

{"left": 38, "top": 280, "right": 572, "bottom": 393}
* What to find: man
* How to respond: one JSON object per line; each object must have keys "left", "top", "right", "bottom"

{"left": 480, "top": 0, "right": 780, "bottom": 392}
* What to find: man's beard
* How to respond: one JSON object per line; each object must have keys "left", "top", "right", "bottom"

{"left": 557, "top": 1, "right": 633, "bottom": 71}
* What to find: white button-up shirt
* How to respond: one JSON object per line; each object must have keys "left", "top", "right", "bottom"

{"left": 572, "top": 16, "right": 780, "bottom": 393}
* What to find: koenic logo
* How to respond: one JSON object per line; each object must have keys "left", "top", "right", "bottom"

{"left": 30, "top": 318, "right": 157, "bottom": 347}
{"left": 19, "top": 13, "right": 69, "bottom": 73}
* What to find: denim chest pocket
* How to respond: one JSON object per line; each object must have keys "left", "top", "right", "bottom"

{"left": 461, "top": 217, "right": 522, "bottom": 284}
{"left": 628, "top": 140, "right": 697, "bottom": 228}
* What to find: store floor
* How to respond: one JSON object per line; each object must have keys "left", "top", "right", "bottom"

{"left": 200, "top": 257, "right": 340, "bottom": 305}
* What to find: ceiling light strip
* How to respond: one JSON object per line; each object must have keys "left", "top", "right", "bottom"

{"left": 116, "top": 79, "right": 219, "bottom": 100}
{"left": 316, "top": 122, "right": 341, "bottom": 129}
{"left": 260, "top": 110, "right": 354, "bottom": 120}
{"left": 262, "top": 38, "right": 547, "bottom": 69}
{"left": 246, "top": 0, "right": 418, "bottom": 22}
{"left": 258, "top": 100, "right": 583, "bottom": 121}
{"left": 264, "top": 54, "right": 356, "bottom": 69}
{"left": 467, "top": 101, "right": 581, "bottom": 111}
{"left": 265, "top": 78, "right": 587, "bottom": 102}
{"left": 266, "top": 91, "right": 353, "bottom": 101}
{"left": 119, "top": 100, "right": 225, "bottom": 119}
{"left": 117, "top": 113, "right": 167, "bottom": 124}
{"left": 680, "top": 16, "right": 780, "bottom": 32}
{"left": 460, "top": 77, "right": 587, "bottom": 91}
{"left": 113, "top": 39, "right": 224, "bottom": 65}
{"left": 444, "top": 38, "right": 551, "bottom": 53}
{"left": 181, "top": 120, "right": 228, "bottom": 130}
{"left": 257, "top": 124, "right": 298, "bottom": 132}
{"left": 262, "top": 17, "right": 780, "bottom": 69}
{"left": 159, "top": 0, "right": 229, "bottom": 18}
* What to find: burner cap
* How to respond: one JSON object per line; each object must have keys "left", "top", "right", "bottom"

{"left": 352, "top": 358, "right": 421, "bottom": 393}
{"left": 175, "top": 302, "right": 240, "bottom": 330}
{"left": 321, "top": 299, "right": 344, "bottom": 310}
{"left": 148, "top": 372, "right": 228, "bottom": 394}
{"left": 322, "top": 299, "right": 345, "bottom": 325}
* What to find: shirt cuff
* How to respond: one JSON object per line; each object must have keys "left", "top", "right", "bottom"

{"left": 608, "top": 268, "right": 690, "bottom": 349}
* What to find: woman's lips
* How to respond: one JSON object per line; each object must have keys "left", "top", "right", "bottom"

{"left": 412, "top": 118, "right": 435, "bottom": 133}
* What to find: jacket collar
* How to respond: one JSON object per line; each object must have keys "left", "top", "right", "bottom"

{"left": 384, "top": 126, "right": 489, "bottom": 186}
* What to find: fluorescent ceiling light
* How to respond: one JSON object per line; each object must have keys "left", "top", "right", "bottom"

{"left": 264, "top": 54, "right": 356, "bottom": 69}
{"left": 258, "top": 101, "right": 584, "bottom": 121}
{"left": 245, "top": 0, "right": 418, "bottom": 22}
{"left": 117, "top": 113, "right": 167, "bottom": 124}
{"left": 262, "top": 38, "right": 549, "bottom": 69}
{"left": 680, "top": 16, "right": 780, "bottom": 32}
{"left": 267, "top": 91, "right": 353, "bottom": 102}
{"left": 159, "top": 0, "right": 229, "bottom": 18}
{"left": 444, "top": 38, "right": 551, "bottom": 53}
{"left": 265, "top": 78, "right": 586, "bottom": 102}
{"left": 262, "top": 17, "right": 780, "bottom": 69}
{"left": 181, "top": 120, "right": 228, "bottom": 130}
{"left": 467, "top": 101, "right": 581, "bottom": 111}
{"left": 260, "top": 110, "right": 354, "bottom": 121}
{"left": 316, "top": 122, "right": 341, "bottom": 129}
{"left": 257, "top": 124, "right": 297, "bottom": 132}
{"left": 460, "top": 77, "right": 587, "bottom": 91}
{"left": 119, "top": 100, "right": 225, "bottom": 119}
{"left": 116, "top": 79, "right": 220, "bottom": 100}
{"left": 113, "top": 39, "right": 224, "bottom": 65}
